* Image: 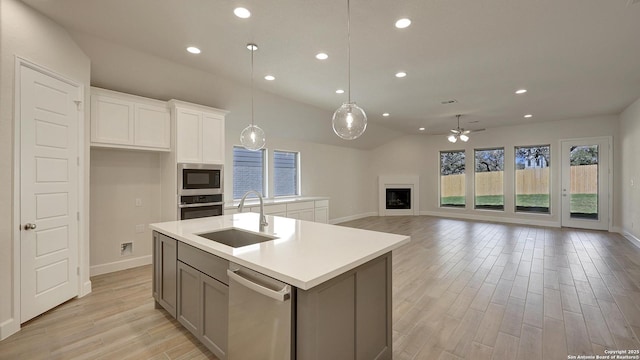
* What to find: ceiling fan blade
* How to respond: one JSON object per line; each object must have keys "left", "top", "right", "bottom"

{"left": 450, "top": 129, "right": 461, "bottom": 134}
{"left": 469, "top": 128, "right": 486, "bottom": 133}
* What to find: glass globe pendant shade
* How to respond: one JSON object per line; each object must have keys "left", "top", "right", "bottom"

{"left": 448, "top": 134, "right": 458, "bottom": 143}
{"left": 459, "top": 134, "right": 469, "bottom": 142}
{"left": 240, "top": 124, "right": 266, "bottom": 151}
{"left": 332, "top": 102, "right": 367, "bottom": 140}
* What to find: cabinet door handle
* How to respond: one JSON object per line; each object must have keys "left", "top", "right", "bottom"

{"left": 227, "top": 269, "right": 291, "bottom": 302}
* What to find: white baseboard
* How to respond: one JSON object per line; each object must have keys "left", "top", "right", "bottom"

{"left": 90, "top": 255, "right": 152, "bottom": 276}
{"left": 420, "top": 210, "right": 561, "bottom": 228}
{"left": 614, "top": 226, "right": 640, "bottom": 248}
{"left": 0, "top": 318, "right": 20, "bottom": 341}
{"left": 330, "top": 212, "right": 378, "bottom": 225}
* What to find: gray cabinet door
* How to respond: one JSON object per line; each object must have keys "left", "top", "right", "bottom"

{"left": 177, "top": 261, "right": 201, "bottom": 334}
{"left": 201, "top": 273, "right": 228, "bottom": 359}
{"left": 153, "top": 232, "right": 177, "bottom": 317}
{"left": 356, "top": 255, "right": 392, "bottom": 360}
{"left": 297, "top": 253, "right": 392, "bottom": 360}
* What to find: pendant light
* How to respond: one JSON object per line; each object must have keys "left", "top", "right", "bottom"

{"left": 240, "top": 43, "right": 266, "bottom": 151}
{"left": 332, "top": 0, "right": 367, "bottom": 140}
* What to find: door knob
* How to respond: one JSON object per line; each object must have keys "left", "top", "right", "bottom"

{"left": 23, "top": 223, "right": 37, "bottom": 230}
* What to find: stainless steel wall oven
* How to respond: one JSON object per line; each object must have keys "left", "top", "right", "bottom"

{"left": 178, "top": 194, "right": 224, "bottom": 220}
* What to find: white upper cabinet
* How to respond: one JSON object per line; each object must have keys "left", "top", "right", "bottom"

{"left": 171, "top": 100, "right": 227, "bottom": 164}
{"left": 91, "top": 87, "right": 170, "bottom": 151}
{"left": 175, "top": 108, "right": 202, "bottom": 163}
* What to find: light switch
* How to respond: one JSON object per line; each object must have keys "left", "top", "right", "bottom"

{"left": 135, "top": 198, "right": 142, "bottom": 207}
{"left": 135, "top": 224, "right": 145, "bottom": 233}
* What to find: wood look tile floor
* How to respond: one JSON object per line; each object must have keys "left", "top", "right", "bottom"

{"left": 3, "top": 216, "right": 640, "bottom": 359}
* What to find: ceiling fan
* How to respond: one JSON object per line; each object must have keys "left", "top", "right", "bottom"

{"left": 447, "top": 114, "right": 484, "bottom": 143}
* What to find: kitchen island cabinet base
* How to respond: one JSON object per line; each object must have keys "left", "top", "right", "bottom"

{"left": 152, "top": 230, "right": 395, "bottom": 360}
{"left": 297, "top": 253, "right": 392, "bottom": 360}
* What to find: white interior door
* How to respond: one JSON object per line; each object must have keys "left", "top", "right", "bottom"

{"left": 560, "top": 137, "right": 611, "bottom": 230}
{"left": 20, "top": 64, "right": 80, "bottom": 322}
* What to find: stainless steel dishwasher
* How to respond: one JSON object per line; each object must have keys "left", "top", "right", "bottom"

{"left": 227, "top": 262, "right": 294, "bottom": 360}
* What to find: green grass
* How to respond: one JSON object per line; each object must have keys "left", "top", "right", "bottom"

{"left": 441, "top": 193, "right": 597, "bottom": 214}
{"left": 441, "top": 196, "right": 465, "bottom": 206}
{"left": 475, "top": 195, "right": 504, "bottom": 206}
{"left": 516, "top": 194, "right": 549, "bottom": 207}
{"left": 571, "top": 193, "right": 597, "bottom": 214}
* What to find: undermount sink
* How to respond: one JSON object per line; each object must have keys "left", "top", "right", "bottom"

{"left": 197, "top": 228, "right": 277, "bottom": 248}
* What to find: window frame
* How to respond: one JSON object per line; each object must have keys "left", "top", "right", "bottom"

{"left": 514, "top": 144, "right": 551, "bottom": 214}
{"left": 439, "top": 150, "right": 466, "bottom": 209}
{"left": 474, "top": 147, "right": 505, "bottom": 211}
{"left": 232, "top": 145, "right": 267, "bottom": 200}
{"left": 272, "top": 149, "right": 301, "bottom": 198}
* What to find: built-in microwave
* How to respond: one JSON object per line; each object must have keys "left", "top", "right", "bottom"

{"left": 178, "top": 163, "right": 223, "bottom": 196}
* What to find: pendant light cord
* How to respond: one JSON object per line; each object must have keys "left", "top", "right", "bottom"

{"left": 347, "top": 0, "right": 351, "bottom": 104}
{"left": 251, "top": 46, "right": 255, "bottom": 127}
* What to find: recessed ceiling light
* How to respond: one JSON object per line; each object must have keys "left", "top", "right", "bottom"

{"left": 515, "top": 89, "right": 527, "bottom": 94}
{"left": 186, "top": 46, "right": 201, "bottom": 54}
{"left": 419, "top": 127, "right": 425, "bottom": 131}
{"left": 246, "top": 43, "right": 258, "bottom": 51}
{"left": 315, "top": 53, "right": 329, "bottom": 60}
{"left": 264, "top": 75, "right": 275, "bottom": 81}
{"left": 524, "top": 114, "right": 533, "bottom": 118}
{"left": 395, "top": 72, "right": 407, "bottom": 78}
{"left": 234, "top": 7, "right": 251, "bottom": 18}
{"left": 336, "top": 89, "right": 345, "bottom": 94}
{"left": 395, "top": 18, "right": 411, "bottom": 29}
{"left": 382, "top": 113, "right": 390, "bottom": 117}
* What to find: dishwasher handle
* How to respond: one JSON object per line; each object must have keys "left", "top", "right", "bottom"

{"left": 227, "top": 269, "right": 291, "bottom": 302}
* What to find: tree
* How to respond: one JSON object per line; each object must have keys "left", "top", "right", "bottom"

{"left": 475, "top": 149, "right": 504, "bottom": 172}
{"left": 570, "top": 146, "right": 598, "bottom": 165}
{"left": 515, "top": 146, "right": 550, "bottom": 170}
{"left": 440, "top": 151, "right": 465, "bottom": 175}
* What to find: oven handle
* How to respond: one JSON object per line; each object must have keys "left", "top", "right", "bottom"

{"left": 178, "top": 201, "right": 225, "bottom": 208}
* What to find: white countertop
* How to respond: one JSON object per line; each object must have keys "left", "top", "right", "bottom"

{"left": 149, "top": 213, "right": 409, "bottom": 290}
{"left": 224, "top": 196, "right": 329, "bottom": 210}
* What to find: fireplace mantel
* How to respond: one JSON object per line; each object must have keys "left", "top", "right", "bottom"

{"left": 378, "top": 175, "right": 420, "bottom": 216}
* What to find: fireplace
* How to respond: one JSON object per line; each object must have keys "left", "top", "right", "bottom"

{"left": 386, "top": 188, "right": 411, "bottom": 209}
{"left": 378, "top": 175, "right": 420, "bottom": 216}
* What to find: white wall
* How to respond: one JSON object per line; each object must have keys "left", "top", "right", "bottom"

{"left": 89, "top": 149, "right": 162, "bottom": 275}
{"left": 224, "top": 133, "right": 375, "bottom": 222}
{"left": 369, "top": 115, "right": 620, "bottom": 227}
{"left": 619, "top": 97, "right": 640, "bottom": 241}
{"left": 0, "top": 0, "right": 91, "bottom": 339}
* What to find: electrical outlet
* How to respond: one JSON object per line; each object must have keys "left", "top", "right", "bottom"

{"left": 135, "top": 198, "right": 142, "bottom": 207}
{"left": 135, "top": 224, "right": 145, "bottom": 233}
{"left": 121, "top": 242, "right": 133, "bottom": 256}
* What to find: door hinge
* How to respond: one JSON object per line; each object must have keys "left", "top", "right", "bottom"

{"left": 77, "top": 212, "right": 80, "bottom": 221}
{"left": 77, "top": 267, "right": 80, "bottom": 276}
{"left": 73, "top": 100, "right": 82, "bottom": 111}
{"left": 77, "top": 157, "right": 80, "bottom": 166}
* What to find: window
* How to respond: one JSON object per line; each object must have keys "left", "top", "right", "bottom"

{"left": 440, "top": 150, "right": 465, "bottom": 207}
{"left": 273, "top": 150, "right": 299, "bottom": 197}
{"left": 515, "top": 145, "right": 550, "bottom": 213}
{"left": 475, "top": 148, "right": 504, "bottom": 210}
{"left": 233, "top": 146, "right": 266, "bottom": 199}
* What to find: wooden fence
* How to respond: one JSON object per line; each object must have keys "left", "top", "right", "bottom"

{"left": 440, "top": 165, "right": 597, "bottom": 197}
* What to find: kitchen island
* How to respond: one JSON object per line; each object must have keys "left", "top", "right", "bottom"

{"left": 150, "top": 213, "right": 409, "bottom": 360}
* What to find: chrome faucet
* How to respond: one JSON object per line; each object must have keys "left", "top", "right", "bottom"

{"left": 238, "top": 190, "right": 268, "bottom": 230}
